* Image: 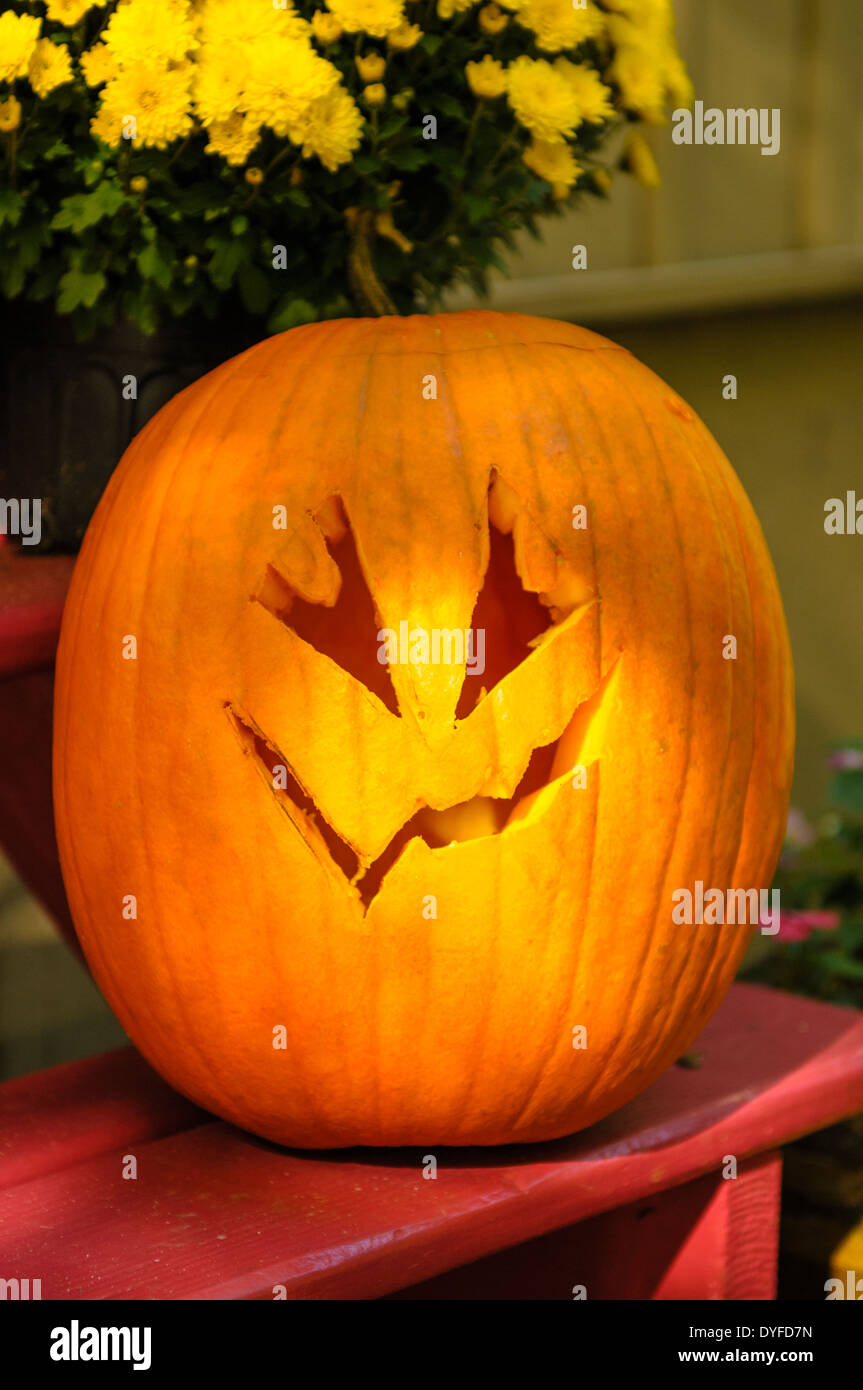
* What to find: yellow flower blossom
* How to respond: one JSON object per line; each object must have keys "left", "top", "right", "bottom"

{"left": 522, "top": 137, "right": 580, "bottom": 193}
{"left": 356, "top": 53, "right": 386, "bottom": 82}
{"left": 465, "top": 56, "right": 507, "bottom": 101}
{"left": 193, "top": 57, "right": 243, "bottom": 126}
{"left": 0, "top": 97, "right": 22, "bottom": 133}
{"left": 0, "top": 12, "right": 41, "bottom": 83}
{"left": 607, "top": 43, "right": 667, "bottom": 123}
{"left": 325, "top": 0, "right": 404, "bottom": 38}
{"left": 103, "top": 0, "right": 199, "bottom": 69}
{"left": 363, "top": 82, "right": 386, "bottom": 107}
{"left": 478, "top": 4, "right": 508, "bottom": 35}
{"left": 28, "top": 37, "right": 74, "bottom": 98}
{"left": 204, "top": 113, "right": 261, "bottom": 165}
{"left": 45, "top": 0, "right": 104, "bottom": 23}
{"left": 386, "top": 20, "right": 422, "bottom": 49}
{"left": 506, "top": 55, "right": 582, "bottom": 143}
{"left": 287, "top": 85, "right": 364, "bottom": 171}
{"left": 553, "top": 59, "right": 614, "bottom": 124}
{"left": 81, "top": 42, "right": 119, "bottom": 87}
{"left": 312, "top": 11, "right": 343, "bottom": 43}
{"left": 508, "top": 0, "right": 604, "bottom": 54}
{"left": 437, "top": 0, "right": 475, "bottom": 17}
{"left": 242, "top": 40, "right": 340, "bottom": 134}
{"left": 91, "top": 61, "right": 193, "bottom": 148}
{"left": 621, "top": 129, "right": 661, "bottom": 187}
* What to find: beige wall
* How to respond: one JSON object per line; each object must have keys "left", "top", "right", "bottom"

{"left": 593, "top": 300, "right": 863, "bottom": 815}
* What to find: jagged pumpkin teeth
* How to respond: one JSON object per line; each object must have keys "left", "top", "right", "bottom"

{"left": 53, "top": 310, "right": 793, "bottom": 1149}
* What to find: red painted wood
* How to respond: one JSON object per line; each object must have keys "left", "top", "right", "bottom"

{"left": 0, "top": 1049, "right": 207, "bottom": 1192}
{"left": 0, "top": 551, "right": 74, "bottom": 679}
{"left": 0, "top": 551, "right": 76, "bottom": 942}
{"left": 387, "top": 1152, "right": 781, "bottom": 1299}
{"left": 0, "top": 985, "right": 860, "bottom": 1300}
{"left": 0, "top": 668, "right": 76, "bottom": 943}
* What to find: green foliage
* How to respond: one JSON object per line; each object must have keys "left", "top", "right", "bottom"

{"left": 740, "top": 749, "right": 863, "bottom": 1009}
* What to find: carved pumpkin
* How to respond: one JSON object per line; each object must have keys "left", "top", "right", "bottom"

{"left": 54, "top": 312, "right": 794, "bottom": 1147}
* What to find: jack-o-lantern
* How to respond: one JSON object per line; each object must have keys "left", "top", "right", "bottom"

{"left": 54, "top": 311, "right": 794, "bottom": 1147}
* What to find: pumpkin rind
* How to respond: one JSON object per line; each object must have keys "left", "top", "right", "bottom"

{"left": 53, "top": 311, "right": 794, "bottom": 1147}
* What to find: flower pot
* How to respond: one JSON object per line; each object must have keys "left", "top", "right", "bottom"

{"left": 1, "top": 303, "right": 262, "bottom": 552}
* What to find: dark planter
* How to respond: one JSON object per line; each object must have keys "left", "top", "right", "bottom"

{"left": 1, "top": 303, "right": 264, "bottom": 552}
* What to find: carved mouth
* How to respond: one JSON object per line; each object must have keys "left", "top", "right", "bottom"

{"left": 226, "top": 485, "right": 619, "bottom": 912}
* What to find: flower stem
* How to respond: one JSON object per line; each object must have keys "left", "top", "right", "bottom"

{"left": 346, "top": 208, "right": 397, "bottom": 316}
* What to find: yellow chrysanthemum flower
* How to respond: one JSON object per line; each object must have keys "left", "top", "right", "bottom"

{"left": 363, "top": 81, "right": 386, "bottom": 107}
{"left": 103, "top": 0, "right": 198, "bottom": 69}
{"left": 621, "top": 129, "right": 661, "bottom": 187}
{"left": 91, "top": 61, "right": 194, "bottom": 148}
{"left": 478, "top": 4, "right": 508, "bottom": 36}
{"left": 0, "top": 97, "right": 22, "bottom": 133}
{"left": 465, "top": 56, "right": 507, "bottom": 101}
{"left": 0, "top": 12, "right": 41, "bottom": 83}
{"left": 356, "top": 53, "right": 386, "bottom": 82}
{"left": 198, "top": 0, "right": 310, "bottom": 47}
{"left": 325, "top": 0, "right": 404, "bottom": 38}
{"left": 287, "top": 85, "right": 364, "bottom": 171}
{"left": 508, "top": 0, "right": 604, "bottom": 54}
{"left": 607, "top": 43, "right": 666, "bottom": 123}
{"left": 522, "top": 137, "right": 580, "bottom": 192}
{"left": 386, "top": 20, "right": 422, "bottom": 49}
{"left": 242, "top": 39, "right": 340, "bottom": 133}
{"left": 28, "top": 37, "right": 74, "bottom": 98}
{"left": 506, "top": 55, "right": 583, "bottom": 143}
{"left": 204, "top": 113, "right": 262, "bottom": 165}
{"left": 45, "top": 0, "right": 105, "bottom": 24}
{"left": 81, "top": 42, "right": 119, "bottom": 87}
{"left": 553, "top": 60, "right": 614, "bottom": 125}
{"left": 437, "top": 0, "right": 475, "bottom": 16}
{"left": 193, "top": 55, "right": 244, "bottom": 125}
{"left": 312, "top": 11, "right": 343, "bottom": 43}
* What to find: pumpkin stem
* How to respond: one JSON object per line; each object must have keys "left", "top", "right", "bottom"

{"left": 345, "top": 208, "right": 397, "bottom": 317}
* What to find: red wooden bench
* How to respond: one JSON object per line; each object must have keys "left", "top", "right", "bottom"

{"left": 1, "top": 984, "right": 862, "bottom": 1300}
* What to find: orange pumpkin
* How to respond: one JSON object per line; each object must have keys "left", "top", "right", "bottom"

{"left": 53, "top": 311, "right": 794, "bottom": 1147}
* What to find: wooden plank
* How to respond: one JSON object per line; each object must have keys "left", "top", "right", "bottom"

{"left": 0, "top": 551, "right": 74, "bottom": 679}
{"left": 0, "top": 984, "right": 861, "bottom": 1300}
{"left": 388, "top": 1154, "right": 781, "bottom": 1300}
{"left": 445, "top": 245, "right": 863, "bottom": 321}
{"left": 0, "top": 1049, "right": 206, "bottom": 1191}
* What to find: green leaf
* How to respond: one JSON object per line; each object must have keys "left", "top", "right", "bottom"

{"left": 56, "top": 268, "right": 107, "bottom": 315}
{"left": 378, "top": 113, "right": 408, "bottom": 140}
{"left": 206, "top": 236, "right": 248, "bottom": 289}
{"left": 43, "top": 140, "right": 72, "bottom": 162}
{"left": 0, "top": 189, "right": 24, "bottom": 229}
{"left": 52, "top": 183, "right": 126, "bottom": 233}
{"left": 462, "top": 193, "right": 497, "bottom": 225}
{"left": 286, "top": 188, "right": 311, "bottom": 208}
{"left": 436, "top": 94, "right": 464, "bottom": 120}
{"left": 388, "top": 146, "right": 429, "bottom": 172}
{"left": 237, "top": 262, "right": 271, "bottom": 315}
{"left": 830, "top": 771, "right": 863, "bottom": 814}
{"left": 267, "top": 297, "right": 317, "bottom": 334}
{"left": 136, "top": 240, "right": 172, "bottom": 290}
{"left": 352, "top": 154, "right": 381, "bottom": 175}
{"left": 421, "top": 34, "right": 443, "bottom": 55}
{"left": 231, "top": 214, "right": 249, "bottom": 236}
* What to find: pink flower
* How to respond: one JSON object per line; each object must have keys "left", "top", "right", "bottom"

{"left": 830, "top": 747, "right": 863, "bottom": 771}
{"left": 763, "top": 908, "right": 841, "bottom": 943}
